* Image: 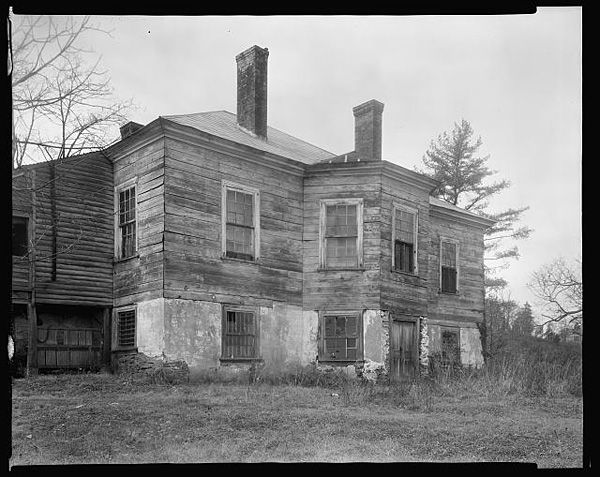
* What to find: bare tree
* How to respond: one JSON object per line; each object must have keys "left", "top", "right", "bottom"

{"left": 528, "top": 256, "right": 582, "bottom": 332}
{"left": 10, "top": 13, "right": 133, "bottom": 168}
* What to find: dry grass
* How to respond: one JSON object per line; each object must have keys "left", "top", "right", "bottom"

{"left": 10, "top": 369, "right": 584, "bottom": 468}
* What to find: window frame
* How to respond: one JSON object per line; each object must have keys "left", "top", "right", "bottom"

{"left": 391, "top": 204, "right": 418, "bottom": 274}
{"left": 440, "top": 326, "right": 461, "bottom": 366}
{"left": 221, "top": 180, "right": 261, "bottom": 262}
{"left": 439, "top": 237, "right": 460, "bottom": 294}
{"left": 318, "top": 310, "right": 364, "bottom": 364}
{"left": 113, "top": 305, "right": 137, "bottom": 351}
{"left": 220, "top": 305, "right": 261, "bottom": 362}
{"left": 114, "top": 177, "right": 138, "bottom": 261}
{"left": 319, "top": 198, "right": 364, "bottom": 270}
{"left": 12, "top": 214, "right": 29, "bottom": 258}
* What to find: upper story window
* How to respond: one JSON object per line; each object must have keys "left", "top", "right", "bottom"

{"left": 12, "top": 216, "right": 29, "bottom": 257}
{"left": 320, "top": 198, "right": 363, "bottom": 269}
{"left": 115, "top": 179, "right": 137, "bottom": 260}
{"left": 319, "top": 312, "right": 363, "bottom": 362}
{"left": 440, "top": 238, "right": 459, "bottom": 293}
{"left": 392, "top": 206, "right": 418, "bottom": 273}
{"left": 222, "top": 181, "right": 260, "bottom": 261}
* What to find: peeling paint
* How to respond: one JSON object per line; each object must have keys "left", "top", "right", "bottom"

{"left": 460, "top": 327, "right": 484, "bottom": 368}
{"left": 136, "top": 299, "right": 165, "bottom": 359}
{"left": 163, "top": 299, "right": 222, "bottom": 369}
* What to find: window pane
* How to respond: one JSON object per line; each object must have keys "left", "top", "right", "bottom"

{"left": 395, "top": 240, "right": 414, "bottom": 272}
{"left": 442, "top": 241, "right": 457, "bottom": 267}
{"left": 117, "top": 310, "right": 136, "bottom": 347}
{"left": 12, "top": 217, "right": 28, "bottom": 256}
{"left": 325, "top": 237, "right": 358, "bottom": 268}
{"left": 441, "top": 266, "right": 457, "bottom": 293}
{"left": 396, "top": 209, "right": 415, "bottom": 244}
{"left": 226, "top": 189, "right": 253, "bottom": 227}
{"left": 223, "top": 310, "right": 256, "bottom": 359}
{"left": 322, "top": 314, "right": 360, "bottom": 361}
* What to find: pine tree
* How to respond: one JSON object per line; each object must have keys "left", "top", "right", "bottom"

{"left": 418, "top": 119, "right": 532, "bottom": 288}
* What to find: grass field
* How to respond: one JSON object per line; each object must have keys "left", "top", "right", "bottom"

{"left": 9, "top": 369, "right": 583, "bottom": 468}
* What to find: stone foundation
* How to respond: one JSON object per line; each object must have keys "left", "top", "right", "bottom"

{"left": 115, "top": 351, "right": 189, "bottom": 384}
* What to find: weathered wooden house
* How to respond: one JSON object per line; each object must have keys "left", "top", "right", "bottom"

{"left": 11, "top": 45, "right": 494, "bottom": 378}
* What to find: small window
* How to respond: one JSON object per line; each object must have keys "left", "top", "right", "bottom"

{"left": 116, "top": 183, "right": 137, "bottom": 259}
{"left": 440, "top": 239, "right": 458, "bottom": 293}
{"left": 319, "top": 313, "right": 363, "bottom": 362}
{"left": 393, "top": 207, "right": 417, "bottom": 273}
{"left": 221, "top": 308, "right": 259, "bottom": 360}
{"left": 12, "top": 216, "right": 28, "bottom": 257}
{"left": 441, "top": 327, "right": 460, "bottom": 366}
{"left": 222, "top": 181, "right": 260, "bottom": 261}
{"left": 320, "top": 199, "right": 363, "bottom": 269}
{"left": 116, "top": 309, "right": 136, "bottom": 348}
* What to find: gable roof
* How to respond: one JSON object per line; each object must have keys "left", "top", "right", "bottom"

{"left": 429, "top": 196, "right": 496, "bottom": 228}
{"left": 162, "top": 110, "right": 336, "bottom": 165}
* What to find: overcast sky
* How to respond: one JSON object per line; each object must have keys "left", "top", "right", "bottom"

{"left": 32, "top": 10, "right": 581, "bottom": 317}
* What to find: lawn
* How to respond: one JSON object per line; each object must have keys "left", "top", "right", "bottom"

{"left": 9, "top": 372, "right": 583, "bottom": 468}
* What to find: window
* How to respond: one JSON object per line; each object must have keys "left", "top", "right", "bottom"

{"left": 320, "top": 199, "right": 363, "bottom": 269}
{"left": 12, "top": 216, "right": 28, "bottom": 257}
{"left": 441, "top": 327, "right": 460, "bottom": 366}
{"left": 116, "top": 180, "right": 137, "bottom": 259}
{"left": 222, "top": 181, "right": 260, "bottom": 261}
{"left": 221, "top": 308, "right": 259, "bottom": 360}
{"left": 392, "top": 206, "right": 417, "bottom": 273}
{"left": 440, "top": 239, "right": 459, "bottom": 293}
{"left": 116, "top": 308, "right": 136, "bottom": 348}
{"left": 319, "top": 312, "right": 363, "bottom": 362}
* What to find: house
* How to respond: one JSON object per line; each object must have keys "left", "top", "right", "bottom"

{"left": 11, "top": 45, "right": 495, "bottom": 379}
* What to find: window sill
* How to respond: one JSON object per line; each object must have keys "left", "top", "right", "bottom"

{"left": 317, "top": 267, "right": 366, "bottom": 272}
{"left": 220, "top": 256, "right": 259, "bottom": 265}
{"left": 114, "top": 254, "right": 139, "bottom": 264}
{"left": 390, "top": 269, "right": 424, "bottom": 278}
{"left": 438, "top": 290, "right": 459, "bottom": 296}
{"left": 220, "top": 358, "right": 263, "bottom": 364}
{"left": 318, "top": 360, "right": 365, "bottom": 365}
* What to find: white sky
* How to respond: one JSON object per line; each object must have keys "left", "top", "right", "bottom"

{"left": 32, "top": 10, "right": 582, "bottom": 317}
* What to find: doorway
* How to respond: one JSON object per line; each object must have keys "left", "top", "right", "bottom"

{"left": 389, "top": 318, "right": 418, "bottom": 379}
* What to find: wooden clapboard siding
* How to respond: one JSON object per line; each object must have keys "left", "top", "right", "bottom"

{"left": 302, "top": 165, "right": 383, "bottom": 311}
{"left": 113, "top": 137, "right": 166, "bottom": 302}
{"left": 162, "top": 135, "right": 305, "bottom": 306}
{"left": 379, "top": 173, "right": 431, "bottom": 316}
{"left": 12, "top": 171, "right": 34, "bottom": 296}
{"left": 30, "top": 153, "right": 114, "bottom": 306}
{"left": 427, "top": 212, "right": 487, "bottom": 324}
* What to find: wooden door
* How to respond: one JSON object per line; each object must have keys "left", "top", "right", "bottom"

{"left": 390, "top": 320, "right": 417, "bottom": 380}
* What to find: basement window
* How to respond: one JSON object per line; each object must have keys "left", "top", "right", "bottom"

{"left": 12, "top": 216, "right": 28, "bottom": 257}
{"left": 440, "top": 239, "right": 459, "bottom": 293}
{"left": 116, "top": 308, "right": 136, "bottom": 349}
{"left": 392, "top": 206, "right": 418, "bottom": 273}
{"left": 320, "top": 199, "right": 363, "bottom": 269}
{"left": 319, "top": 312, "right": 363, "bottom": 362}
{"left": 221, "top": 307, "right": 259, "bottom": 360}
{"left": 222, "top": 181, "right": 260, "bottom": 262}
{"left": 440, "top": 327, "right": 460, "bottom": 366}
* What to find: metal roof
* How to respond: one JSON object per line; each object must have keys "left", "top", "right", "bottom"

{"left": 162, "top": 110, "right": 336, "bottom": 165}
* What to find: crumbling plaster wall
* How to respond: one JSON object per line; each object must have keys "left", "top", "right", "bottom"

{"left": 136, "top": 298, "right": 166, "bottom": 359}
{"left": 159, "top": 299, "right": 318, "bottom": 371}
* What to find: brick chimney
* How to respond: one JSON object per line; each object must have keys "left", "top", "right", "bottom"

{"left": 236, "top": 45, "right": 269, "bottom": 139}
{"left": 120, "top": 121, "right": 144, "bottom": 140}
{"left": 353, "top": 99, "right": 384, "bottom": 160}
